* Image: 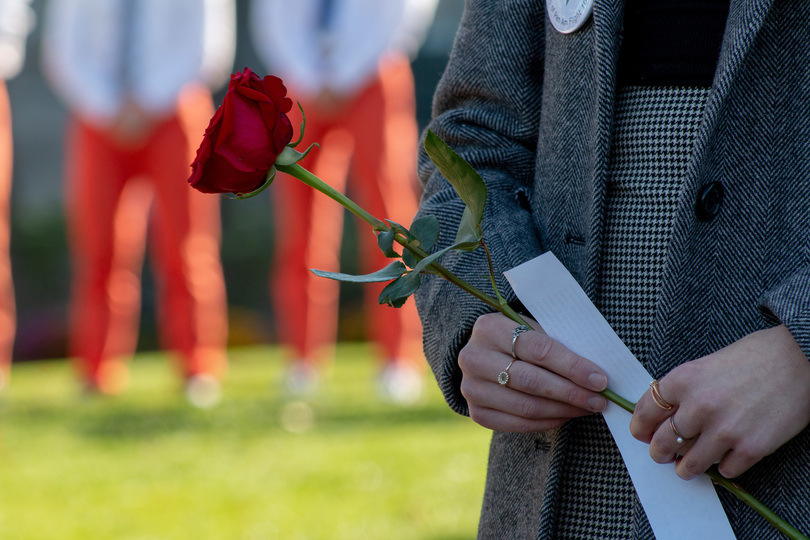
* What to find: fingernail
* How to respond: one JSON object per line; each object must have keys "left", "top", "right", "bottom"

{"left": 588, "top": 395, "right": 607, "bottom": 411}
{"left": 588, "top": 372, "right": 607, "bottom": 391}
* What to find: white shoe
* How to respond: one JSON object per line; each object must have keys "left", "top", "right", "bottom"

{"left": 378, "top": 361, "right": 423, "bottom": 405}
{"left": 185, "top": 374, "right": 222, "bottom": 409}
{"left": 284, "top": 362, "right": 319, "bottom": 397}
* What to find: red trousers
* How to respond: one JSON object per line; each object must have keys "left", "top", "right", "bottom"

{"left": 64, "top": 85, "right": 228, "bottom": 392}
{"left": 271, "top": 54, "right": 423, "bottom": 367}
{"left": 0, "top": 81, "right": 16, "bottom": 387}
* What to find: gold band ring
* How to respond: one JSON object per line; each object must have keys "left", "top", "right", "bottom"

{"left": 650, "top": 379, "right": 674, "bottom": 410}
{"left": 670, "top": 416, "right": 692, "bottom": 445}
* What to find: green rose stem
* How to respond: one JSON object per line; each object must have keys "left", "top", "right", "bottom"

{"left": 706, "top": 469, "right": 808, "bottom": 540}
{"left": 275, "top": 162, "right": 388, "bottom": 232}
{"left": 276, "top": 162, "right": 527, "bottom": 320}
{"left": 278, "top": 162, "right": 671, "bottom": 414}
{"left": 275, "top": 161, "right": 808, "bottom": 540}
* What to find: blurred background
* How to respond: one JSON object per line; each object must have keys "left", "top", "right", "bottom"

{"left": 7, "top": 0, "right": 465, "bottom": 362}
{"left": 0, "top": 3, "right": 496, "bottom": 539}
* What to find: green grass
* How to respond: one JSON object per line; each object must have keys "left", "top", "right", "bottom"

{"left": 0, "top": 345, "right": 490, "bottom": 539}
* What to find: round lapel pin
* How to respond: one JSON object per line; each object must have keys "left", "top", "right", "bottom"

{"left": 546, "top": 0, "right": 594, "bottom": 34}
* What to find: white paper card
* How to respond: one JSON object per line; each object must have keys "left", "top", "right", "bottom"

{"left": 504, "top": 252, "right": 735, "bottom": 540}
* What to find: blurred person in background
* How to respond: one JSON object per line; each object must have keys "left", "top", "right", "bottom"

{"left": 249, "top": 0, "right": 438, "bottom": 402}
{"left": 40, "top": 0, "right": 235, "bottom": 406}
{"left": 0, "top": 0, "right": 34, "bottom": 393}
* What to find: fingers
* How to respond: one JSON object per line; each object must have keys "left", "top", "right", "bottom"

{"left": 629, "top": 377, "right": 680, "bottom": 444}
{"left": 467, "top": 402, "right": 588, "bottom": 433}
{"left": 494, "top": 359, "right": 608, "bottom": 413}
{"left": 465, "top": 313, "right": 608, "bottom": 408}
{"left": 629, "top": 374, "right": 701, "bottom": 476}
{"left": 457, "top": 312, "right": 610, "bottom": 433}
{"left": 639, "top": 392, "right": 770, "bottom": 481}
{"left": 641, "top": 403, "right": 739, "bottom": 481}
{"left": 669, "top": 418, "right": 777, "bottom": 480}
{"left": 496, "top": 315, "right": 608, "bottom": 393}
{"left": 647, "top": 412, "right": 699, "bottom": 467}
{"left": 630, "top": 373, "right": 711, "bottom": 478}
{"left": 631, "top": 348, "right": 796, "bottom": 480}
{"left": 629, "top": 327, "right": 810, "bottom": 481}
{"left": 461, "top": 361, "right": 606, "bottom": 418}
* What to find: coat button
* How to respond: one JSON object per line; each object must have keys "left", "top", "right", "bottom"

{"left": 695, "top": 181, "right": 724, "bottom": 222}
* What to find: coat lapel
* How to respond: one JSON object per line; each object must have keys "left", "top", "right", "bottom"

{"left": 582, "top": 0, "right": 625, "bottom": 298}
{"left": 668, "top": 0, "right": 774, "bottom": 258}
{"left": 690, "top": 0, "right": 774, "bottom": 169}
{"left": 712, "top": 0, "right": 774, "bottom": 99}
{"left": 647, "top": 0, "right": 775, "bottom": 377}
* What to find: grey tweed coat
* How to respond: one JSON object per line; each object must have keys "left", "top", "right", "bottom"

{"left": 415, "top": 0, "right": 810, "bottom": 538}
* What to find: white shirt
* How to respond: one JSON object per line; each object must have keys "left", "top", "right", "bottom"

{"left": 41, "top": 0, "right": 235, "bottom": 122}
{"left": 249, "top": 0, "right": 438, "bottom": 99}
{"left": 0, "top": 0, "right": 35, "bottom": 80}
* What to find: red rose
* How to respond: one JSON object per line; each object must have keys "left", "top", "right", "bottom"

{"left": 188, "top": 68, "right": 294, "bottom": 194}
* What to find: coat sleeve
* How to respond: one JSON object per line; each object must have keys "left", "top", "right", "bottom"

{"left": 760, "top": 268, "right": 810, "bottom": 362}
{"left": 414, "top": 0, "right": 547, "bottom": 415}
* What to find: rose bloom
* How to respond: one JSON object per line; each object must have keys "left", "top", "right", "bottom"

{"left": 188, "top": 67, "right": 294, "bottom": 194}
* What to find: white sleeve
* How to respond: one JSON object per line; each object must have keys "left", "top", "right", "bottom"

{"left": 326, "top": 0, "right": 437, "bottom": 96}
{"left": 249, "top": 0, "right": 325, "bottom": 98}
{"left": 0, "top": 0, "right": 35, "bottom": 80}
{"left": 250, "top": 0, "right": 437, "bottom": 99}
{"left": 391, "top": 0, "right": 439, "bottom": 58}
{"left": 40, "top": 0, "right": 122, "bottom": 120}
{"left": 199, "top": 0, "right": 236, "bottom": 91}
{"left": 134, "top": 0, "right": 236, "bottom": 114}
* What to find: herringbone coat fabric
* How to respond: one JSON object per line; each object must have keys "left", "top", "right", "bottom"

{"left": 415, "top": 0, "right": 810, "bottom": 538}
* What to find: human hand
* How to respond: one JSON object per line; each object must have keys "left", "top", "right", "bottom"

{"left": 630, "top": 325, "right": 810, "bottom": 480}
{"left": 458, "top": 312, "right": 609, "bottom": 432}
